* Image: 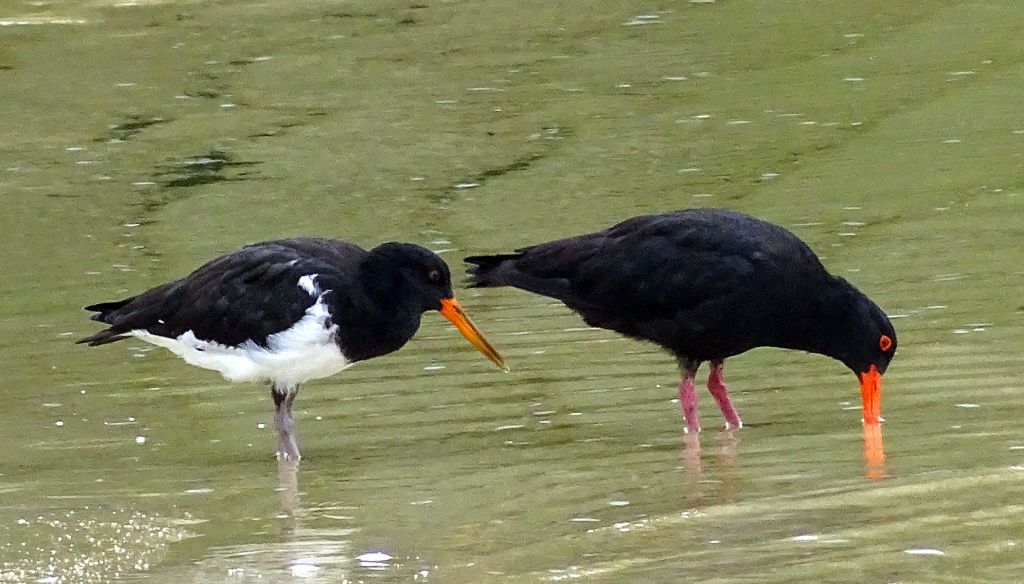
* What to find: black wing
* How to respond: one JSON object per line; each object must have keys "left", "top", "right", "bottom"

{"left": 78, "top": 238, "right": 368, "bottom": 348}
{"left": 467, "top": 209, "right": 824, "bottom": 355}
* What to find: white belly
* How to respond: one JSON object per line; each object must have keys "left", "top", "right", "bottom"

{"left": 131, "top": 294, "right": 350, "bottom": 387}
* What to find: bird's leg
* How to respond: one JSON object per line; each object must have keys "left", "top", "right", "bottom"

{"left": 707, "top": 361, "right": 743, "bottom": 429}
{"left": 678, "top": 359, "right": 701, "bottom": 434}
{"left": 272, "top": 384, "right": 301, "bottom": 461}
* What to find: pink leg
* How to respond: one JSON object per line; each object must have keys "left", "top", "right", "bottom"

{"left": 678, "top": 365, "right": 701, "bottom": 434}
{"left": 707, "top": 361, "right": 742, "bottom": 429}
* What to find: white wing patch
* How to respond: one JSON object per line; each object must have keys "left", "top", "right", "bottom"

{"left": 297, "top": 274, "right": 320, "bottom": 296}
{"left": 130, "top": 291, "right": 350, "bottom": 386}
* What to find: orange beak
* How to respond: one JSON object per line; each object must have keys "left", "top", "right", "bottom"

{"left": 438, "top": 298, "right": 508, "bottom": 371}
{"left": 859, "top": 365, "right": 883, "bottom": 424}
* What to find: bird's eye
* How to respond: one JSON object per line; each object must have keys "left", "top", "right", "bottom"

{"left": 879, "top": 334, "right": 893, "bottom": 352}
{"left": 427, "top": 269, "right": 442, "bottom": 283}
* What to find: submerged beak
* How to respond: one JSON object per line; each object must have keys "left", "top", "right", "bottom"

{"left": 859, "top": 365, "right": 883, "bottom": 424}
{"left": 438, "top": 298, "right": 508, "bottom": 371}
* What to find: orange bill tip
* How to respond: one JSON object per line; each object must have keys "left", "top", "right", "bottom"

{"left": 859, "top": 364, "right": 883, "bottom": 424}
{"left": 438, "top": 298, "right": 508, "bottom": 372}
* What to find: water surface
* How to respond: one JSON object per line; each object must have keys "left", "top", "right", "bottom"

{"left": 2, "top": 1, "right": 1023, "bottom": 582}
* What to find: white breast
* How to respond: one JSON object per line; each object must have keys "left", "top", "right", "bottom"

{"left": 131, "top": 289, "right": 350, "bottom": 387}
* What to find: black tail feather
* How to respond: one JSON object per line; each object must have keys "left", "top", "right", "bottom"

{"left": 76, "top": 328, "right": 129, "bottom": 346}
{"left": 463, "top": 252, "right": 578, "bottom": 303}
{"left": 464, "top": 253, "right": 522, "bottom": 287}
{"left": 79, "top": 297, "right": 136, "bottom": 345}
{"left": 83, "top": 298, "right": 133, "bottom": 321}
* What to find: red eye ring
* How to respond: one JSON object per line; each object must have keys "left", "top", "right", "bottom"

{"left": 879, "top": 335, "right": 893, "bottom": 351}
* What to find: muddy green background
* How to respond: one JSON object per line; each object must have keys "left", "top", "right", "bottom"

{"left": 2, "top": 1, "right": 1023, "bottom": 582}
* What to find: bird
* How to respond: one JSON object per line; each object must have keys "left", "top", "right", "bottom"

{"left": 465, "top": 208, "right": 896, "bottom": 433}
{"left": 79, "top": 238, "right": 507, "bottom": 460}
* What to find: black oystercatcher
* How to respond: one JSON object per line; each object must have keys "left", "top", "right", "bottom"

{"left": 465, "top": 209, "right": 895, "bottom": 432}
{"left": 80, "top": 238, "right": 506, "bottom": 460}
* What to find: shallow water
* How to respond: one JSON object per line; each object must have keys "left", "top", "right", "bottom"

{"left": 2, "top": 0, "right": 1024, "bottom": 582}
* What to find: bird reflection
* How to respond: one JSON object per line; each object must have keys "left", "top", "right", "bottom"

{"left": 276, "top": 459, "right": 301, "bottom": 535}
{"left": 863, "top": 423, "right": 887, "bottom": 479}
{"left": 680, "top": 429, "right": 739, "bottom": 506}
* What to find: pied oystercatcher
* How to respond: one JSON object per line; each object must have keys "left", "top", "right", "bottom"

{"left": 80, "top": 238, "right": 506, "bottom": 460}
{"left": 465, "top": 209, "right": 896, "bottom": 432}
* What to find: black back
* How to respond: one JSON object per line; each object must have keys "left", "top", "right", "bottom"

{"left": 79, "top": 238, "right": 454, "bottom": 363}
{"left": 467, "top": 209, "right": 896, "bottom": 373}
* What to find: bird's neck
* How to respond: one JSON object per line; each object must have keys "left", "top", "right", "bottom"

{"left": 334, "top": 295, "right": 423, "bottom": 363}
{"left": 333, "top": 260, "right": 424, "bottom": 362}
{"left": 775, "top": 276, "right": 863, "bottom": 368}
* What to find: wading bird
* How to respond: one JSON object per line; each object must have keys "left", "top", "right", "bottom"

{"left": 80, "top": 238, "right": 506, "bottom": 460}
{"left": 465, "top": 209, "right": 895, "bottom": 433}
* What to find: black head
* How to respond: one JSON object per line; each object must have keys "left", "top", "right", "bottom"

{"left": 369, "top": 242, "right": 454, "bottom": 310}
{"left": 813, "top": 278, "right": 896, "bottom": 424}
{"left": 833, "top": 287, "right": 897, "bottom": 377}
{"left": 365, "top": 242, "right": 507, "bottom": 370}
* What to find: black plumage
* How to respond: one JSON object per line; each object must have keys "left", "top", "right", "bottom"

{"left": 466, "top": 209, "right": 897, "bottom": 432}
{"left": 80, "top": 238, "right": 506, "bottom": 460}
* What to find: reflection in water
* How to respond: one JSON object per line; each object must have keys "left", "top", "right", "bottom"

{"left": 681, "top": 431, "right": 703, "bottom": 477}
{"left": 863, "top": 423, "right": 887, "bottom": 479}
{"left": 276, "top": 459, "right": 301, "bottom": 536}
{"left": 158, "top": 463, "right": 359, "bottom": 582}
{"left": 680, "top": 429, "right": 740, "bottom": 506}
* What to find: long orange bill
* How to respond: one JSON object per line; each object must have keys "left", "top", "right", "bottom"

{"left": 439, "top": 298, "right": 508, "bottom": 371}
{"left": 859, "top": 364, "right": 883, "bottom": 424}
